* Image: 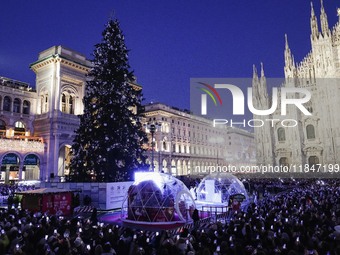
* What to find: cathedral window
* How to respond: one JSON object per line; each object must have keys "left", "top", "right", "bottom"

{"left": 306, "top": 124, "right": 316, "bottom": 139}
{"left": 277, "top": 127, "right": 286, "bottom": 142}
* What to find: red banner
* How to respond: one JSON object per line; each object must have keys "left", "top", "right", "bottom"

{"left": 40, "top": 192, "right": 72, "bottom": 215}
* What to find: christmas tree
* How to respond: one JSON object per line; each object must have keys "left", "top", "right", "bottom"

{"left": 70, "top": 19, "right": 148, "bottom": 182}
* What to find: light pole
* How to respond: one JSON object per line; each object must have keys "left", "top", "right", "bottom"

{"left": 147, "top": 122, "right": 161, "bottom": 172}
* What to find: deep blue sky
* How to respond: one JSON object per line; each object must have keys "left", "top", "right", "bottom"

{"left": 1, "top": 1, "right": 339, "bottom": 110}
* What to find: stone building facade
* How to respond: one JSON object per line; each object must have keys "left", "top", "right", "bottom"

{"left": 0, "top": 45, "right": 255, "bottom": 183}
{"left": 0, "top": 46, "right": 91, "bottom": 182}
{"left": 253, "top": 2, "right": 340, "bottom": 167}
{"left": 143, "top": 103, "right": 255, "bottom": 176}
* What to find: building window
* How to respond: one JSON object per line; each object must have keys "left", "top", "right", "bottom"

{"left": 306, "top": 124, "right": 315, "bottom": 139}
{"left": 45, "top": 96, "right": 48, "bottom": 112}
{"left": 3, "top": 96, "right": 11, "bottom": 111}
{"left": 0, "top": 119, "right": 6, "bottom": 136}
{"left": 277, "top": 127, "right": 286, "bottom": 142}
{"left": 14, "top": 121, "right": 25, "bottom": 136}
{"left": 23, "top": 100, "right": 30, "bottom": 114}
{"left": 61, "top": 93, "right": 75, "bottom": 114}
{"left": 41, "top": 94, "right": 49, "bottom": 113}
{"left": 61, "top": 94, "right": 66, "bottom": 112}
{"left": 13, "top": 98, "right": 21, "bottom": 113}
{"left": 69, "top": 95, "right": 74, "bottom": 114}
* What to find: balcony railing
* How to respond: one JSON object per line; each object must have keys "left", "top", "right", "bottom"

{"left": 0, "top": 135, "right": 44, "bottom": 153}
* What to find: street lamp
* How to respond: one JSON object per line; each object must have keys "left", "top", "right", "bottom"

{"left": 147, "top": 122, "right": 161, "bottom": 172}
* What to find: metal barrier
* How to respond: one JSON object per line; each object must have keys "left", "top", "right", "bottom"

{"left": 200, "top": 205, "right": 229, "bottom": 220}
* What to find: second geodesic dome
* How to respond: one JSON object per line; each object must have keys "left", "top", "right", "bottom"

{"left": 196, "top": 172, "right": 249, "bottom": 206}
{"left": 122, "top": 172, "right": 195, "bottom": 223}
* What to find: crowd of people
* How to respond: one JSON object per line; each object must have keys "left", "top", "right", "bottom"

{"left": 0, "top": 179, "right": 339, "bottom": 255}
{"left": 0, "top": 184, "right": 36, "bottom": 197}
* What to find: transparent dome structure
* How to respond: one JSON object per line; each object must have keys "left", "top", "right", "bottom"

{"left": 122, "top": 172, "right": 195, "bottom": 223}
{"left": 196, "top": 173, "right": 249, "bottom": 207}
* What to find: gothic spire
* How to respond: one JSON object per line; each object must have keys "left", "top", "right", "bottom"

{"left": 310, "top": 2, "right": 319, "bottom": 40}
{"left": 285, "top": 33, "right": 289, "bottom": 49}
{"left": 259, "top": 62, "right": 267, "bottom": 98}
{"left": 284, "top": 34, "right": 293, "bottom": 69}
{"left": 253, "top": 64, "right": 258, "bottom": 79}
{"left": 320, "top": 0, "right": 330, "bottom": 36}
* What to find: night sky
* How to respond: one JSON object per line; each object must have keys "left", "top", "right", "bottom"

{"left": 1, "top": 1, "right": 339, "bottom": 110}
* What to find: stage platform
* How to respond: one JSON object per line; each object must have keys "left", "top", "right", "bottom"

{"left": 99, "top": 211, "right": 186, "bottom": 231}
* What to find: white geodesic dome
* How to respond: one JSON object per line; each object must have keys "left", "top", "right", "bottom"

{"left": 196, "top": 172, "right": 249, "bottom": 206}
{"left": 122, "top": 172, "right": 195, "bottom": 223}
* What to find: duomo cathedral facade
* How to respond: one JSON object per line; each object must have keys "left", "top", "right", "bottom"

{"left": 253, "top": 1, "right": 340, "bottom": 168}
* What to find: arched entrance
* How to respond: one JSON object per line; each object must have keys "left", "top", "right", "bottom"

{"left": 182, "top": 160, "right": 187, "bottom": 175}
{"left": 162, "top": 159, "right": 168, "bottom": 173}
{"left": 171, "top": 160, "right": 176, "bottom": 176}
{"left": 308, "top": 156, "right": 320, "bottom": 170}
{"left": 58, "top": 145, "right": 72, "bottom": 181}
{"left": 154, "top": 160, "right": 160, "bottom": 172}
{"left": 177, "top": 160, "right": 182, "bottom": 176}
{"left": 279, "top": 157, "right": 289, "bottom": 167}
{"left": 23, "top": 154, "right": 40, "bottom": 180}
{"left": 1, "top": 153, "right": 20, "bottom": 183}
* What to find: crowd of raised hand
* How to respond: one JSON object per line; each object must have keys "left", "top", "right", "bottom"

{"left": 0, "top": 179, "right": 339, "bottom": 255}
